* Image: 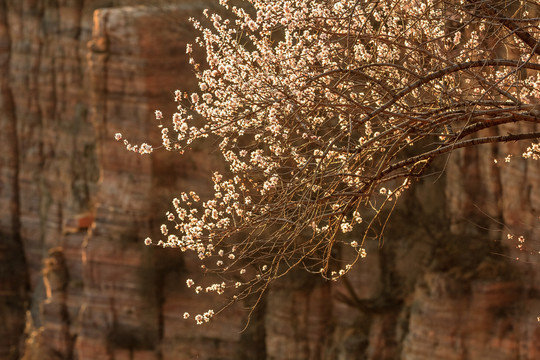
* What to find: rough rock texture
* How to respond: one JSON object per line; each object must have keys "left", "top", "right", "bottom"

{"left": 0, "top": 1, "right": 539, "bottom": 359}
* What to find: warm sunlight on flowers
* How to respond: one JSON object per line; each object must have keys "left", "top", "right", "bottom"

{"left": 120, "top": 0, "right": 540, "bottom": 324}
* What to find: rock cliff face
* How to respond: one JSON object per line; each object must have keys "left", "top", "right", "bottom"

{"left": 0, "top": 1, "right": 538, "bottom": 359}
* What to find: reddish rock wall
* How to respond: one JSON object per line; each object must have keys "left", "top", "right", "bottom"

{"left": 0, "top": 1, "right": 27, "bottom": 357}
{"left": 0, "top": 1, "right": 539, "bottom": 360}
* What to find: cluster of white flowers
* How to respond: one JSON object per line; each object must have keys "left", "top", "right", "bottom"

{"left": 523, "top": 142, "right": 540, "bottom": 160}
{"left": 119, "top": 0, "right": 540, "bottom": 323}
{"left": 115, "top": 133, "right": 154, "bottom": 155}
{"left": 193, "top": 309, "right": 214, "bottom": 325}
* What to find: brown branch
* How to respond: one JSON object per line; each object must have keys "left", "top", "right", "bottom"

{"left": 361, "top": 60, "right": 540, "bottom": 123}
{"left": 382, "top": 131, "right": 540, "bottom": 178}
{"left": 456, "top": 112, "right": 540, "bottom": 140}
{"left": 468, "top": 0, "right": 540, "bottom": 56}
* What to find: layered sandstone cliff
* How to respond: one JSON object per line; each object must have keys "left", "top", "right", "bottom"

{"left": 0, "top": 1, "right": 538, "bottom": 359}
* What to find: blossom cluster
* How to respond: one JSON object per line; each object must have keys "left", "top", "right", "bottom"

{"left": 523, "top": 142, "right": 540, "bottom": 160}
{"left": 120, "top": 0, "right": 540, "bottom": 323}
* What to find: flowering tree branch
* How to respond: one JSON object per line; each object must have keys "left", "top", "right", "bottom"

{"left": 118, "top": 0, "right": 540, "bottom": 324}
